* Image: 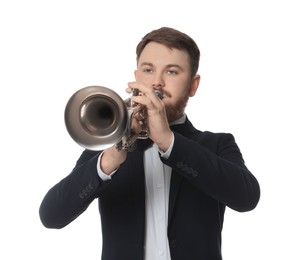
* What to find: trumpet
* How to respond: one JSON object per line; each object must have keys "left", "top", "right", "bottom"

{"left": 64, "top": 85, "right": 162, "bottom": 151}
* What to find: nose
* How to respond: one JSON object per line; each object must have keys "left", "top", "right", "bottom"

{"left": 152, "top": 82, "right": 162, "bottom": 88}
{"left": 151, "top": 73, "right": 164, "bottom": 89}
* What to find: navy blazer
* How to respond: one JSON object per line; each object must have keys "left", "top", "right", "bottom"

{"left": 40, "top": 117, "right": 260, "bottom": 260}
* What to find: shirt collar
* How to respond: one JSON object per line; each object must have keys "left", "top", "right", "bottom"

{"left": 169, "top": 114, "right": 186, "bottom": 126}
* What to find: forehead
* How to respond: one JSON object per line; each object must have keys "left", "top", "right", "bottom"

{"left": 138, "top": 42, "right": 190, "bottom": 67}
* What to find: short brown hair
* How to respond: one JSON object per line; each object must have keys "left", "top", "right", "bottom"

{"left": 136, "top": 27, "right": 200, "bottom": 78}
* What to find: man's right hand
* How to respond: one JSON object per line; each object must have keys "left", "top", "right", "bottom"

{"left": 100, "top": 145, "right": 127, "bottom": 175}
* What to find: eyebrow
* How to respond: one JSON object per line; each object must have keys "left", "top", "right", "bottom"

{"left": 140, "top": 62, "right": 184, "bottom": 71}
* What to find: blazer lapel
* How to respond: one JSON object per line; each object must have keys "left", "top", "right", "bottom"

{"left": 131, "top": 118, "right": 197, "bottom": 230}
{"left": 168, "top": 172, "right": 183, "bottom": 227}
{"left": 168, "top": 118, "right": 196, "bottom": 226}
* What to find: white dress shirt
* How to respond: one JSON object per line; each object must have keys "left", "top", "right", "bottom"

{"left": 97, "top": 115, "right": 186, "bottom": 260}
{"left": 143, "top": 142, "right": 172, "bottom": 260}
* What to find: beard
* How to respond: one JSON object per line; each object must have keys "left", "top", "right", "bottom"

{"left": 164, "top": 94, "right": 189, "bottom": 123}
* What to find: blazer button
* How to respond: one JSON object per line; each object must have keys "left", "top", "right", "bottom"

{"left": 192, "top": 171, "right": 199, "bottom": 177}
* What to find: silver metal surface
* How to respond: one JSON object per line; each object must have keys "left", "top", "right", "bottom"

{"left": 64, "top": 86, "right": 127, "bottom": 150}
{"left": 64, "top": 85, "right": 163, "bottom": 151}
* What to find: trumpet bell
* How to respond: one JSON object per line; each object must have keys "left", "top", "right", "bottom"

{"left": 64, "top": 86, "right": 128, "bottom": 151}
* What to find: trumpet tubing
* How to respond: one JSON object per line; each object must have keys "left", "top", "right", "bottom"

{"left": 64, "top": 85, "right": 163, "bottom": 151}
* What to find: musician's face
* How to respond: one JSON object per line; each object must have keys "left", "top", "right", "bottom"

{"left": 135, "top": 42, "right": 200, "bottom": 122}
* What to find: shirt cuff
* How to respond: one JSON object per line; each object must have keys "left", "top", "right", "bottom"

{"left": 159, "top": 133, "right": 175, "bottom": 159}
{"left": 96, "top": 152, "right": 118, "bottom": 181}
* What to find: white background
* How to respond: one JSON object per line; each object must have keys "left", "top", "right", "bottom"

{"left": 1, "top": 0, "right": 300, "bottom": 259}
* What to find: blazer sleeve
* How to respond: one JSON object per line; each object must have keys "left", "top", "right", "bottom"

{"left": 161, "top": 131, "right": 260, "bottom": 212}
{"left": 39, "top": 149, "right": 107, "bottom": 229}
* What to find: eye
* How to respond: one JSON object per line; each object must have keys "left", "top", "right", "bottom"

{"left": 142, "top": 67, "right": 153, "bottom": 73}
{"left": 167, "top": 69, "right": 178, "bottom": 75}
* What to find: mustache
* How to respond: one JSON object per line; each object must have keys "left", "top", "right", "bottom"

{"left": 160, "top": 90, "right": 172, "bottom": 99}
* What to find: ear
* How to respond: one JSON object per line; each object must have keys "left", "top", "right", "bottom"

{"left": 188, "top": 74, "right": 201, "bottom": 97}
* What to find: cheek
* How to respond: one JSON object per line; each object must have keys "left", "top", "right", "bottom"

{"left": 135, "top": 72, "right": 152, "bottom": 85}
{"left": 166, "top": 82, "right": 190, "bottom": 100}
{"left": 163, "top": 92, "right": 183, "bottom": 107}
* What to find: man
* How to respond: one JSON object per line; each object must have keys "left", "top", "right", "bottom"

{"left": 39, "top": 27, "right": 260, "bottom": 260}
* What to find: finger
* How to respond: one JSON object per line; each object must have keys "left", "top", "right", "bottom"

{"left": 127, "top": 82, "right": 163, "bottom": 109}
{"left": 127, "top": 82, "right": 154, "bottom": 97}
{"left": 131, "top": 104, "right": 144, "bottom": 116}
{"left": 131, "top": 117, "right": 142, "bottom": 134}
{"left": 125, "top": 87, "right": 133, "bottom": 94}
{"left": 131, "top": 92, "right": 163, "bottom": 110}
{"left": 133, "top": 109, "right": 147, "bottom": 121}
